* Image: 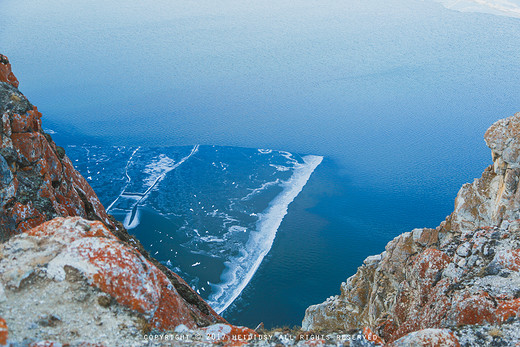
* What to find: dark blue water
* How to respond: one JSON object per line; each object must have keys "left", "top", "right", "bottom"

{"left": 3, "top": 0, "right": 520, "bottom": 328}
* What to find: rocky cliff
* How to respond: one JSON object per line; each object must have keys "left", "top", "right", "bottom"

{"left": 0, "top": 54, "right": 118, "bottom": 239}
{"left": 303, "top": 113, "right": 520, "bottom": 345}
{"left": 0, "top": 55, "right": 227, "bottom": 345}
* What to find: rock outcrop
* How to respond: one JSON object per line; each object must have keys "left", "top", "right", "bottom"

{"left": 0, "top": 54, "right": 119, "bottom": 240}
{"left": 0, "top": 55, "right": 226, "bottom": 345}
{"left": 302, "top": 112, "right": 520, "bottom": 345}
{"left": 0, "top": 217, "right": 227, "bottom": 345}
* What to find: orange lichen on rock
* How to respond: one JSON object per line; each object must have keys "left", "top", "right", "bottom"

{"left": 150, "top": 275, "right": 198, "bottom": 329}
{"left": 414, "top": 248, "right": 451, "bottom": 280}
{"left": 386, "top": 248, "right": 454, "bottom": 341}
{"left": 0, "top": 54, "right": 19, "bottom": 87}
{"left": 363, "top": 327, "right": 384, "bottom": 345}
{"left": 452, "top": 294, "right": 520, "bottom": 326}
{"left": 375, "top": 319, "right": 398, "bottom": 340}
{"left": 48, "top": 235, "right": 162, "bottom": 319}
{"left": 11, "top": 132, "right": 48, "bottom": 163}
{"left": 27, "top": 217, "right": 115, "bottom": 242}
{"left": 11, "top": 202, "right": 47, "bottom": 232}
{"left": 10, "top": 107, "right": 42, "bottom": 133}
{"left": 496, "top": 298, "right": 520, "bottom": 322}
{"left": 0, "top": 317, "right": 7, "bottom": 346}
{"left": 451, "top": 292, "right": 497, "bottom": 326}
{"left": 495, "top": 249, "right": 520, "bottom": 271}
{"left": 225, "top": 326, "right": 258, "bottom": 346}
{"left": 84, "top": 238, "right": 163, "bottom": 315}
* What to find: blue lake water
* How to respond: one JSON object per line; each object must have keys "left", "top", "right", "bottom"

{"left": 2, "top": 0, "right": 520, "bottom": 327}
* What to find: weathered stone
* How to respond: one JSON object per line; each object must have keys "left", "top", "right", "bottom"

{"left": 485, "top": 112, "right": 520, "bottom": 168}
{"left": 494, "top": 249, "right": 520, "bottom": 271}
{"left": 389, "top": 329, "right": 460, "bottom": 347}
{"left": 0, "top": 283, "right": 5, "bottom": 303}
{"left": 0, "top": 154, "right": 12, "bottom": 187}
{"left": 456, "top": 242, "right": 472, "bottom": 258}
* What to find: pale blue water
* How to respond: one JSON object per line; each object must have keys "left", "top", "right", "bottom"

{"left": 2, "top": 0, "right": 520, "bottom": 327}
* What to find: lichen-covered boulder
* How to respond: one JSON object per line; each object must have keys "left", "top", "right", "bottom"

{"left": 0, "top": 217, "right": 225, "bottom": 346}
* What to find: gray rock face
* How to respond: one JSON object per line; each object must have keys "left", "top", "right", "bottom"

{"left": 0, "top": 154, "right": 13, "bottom": 205}
{"left": 485, "top": 112, "right": 520, "bottom": 168}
